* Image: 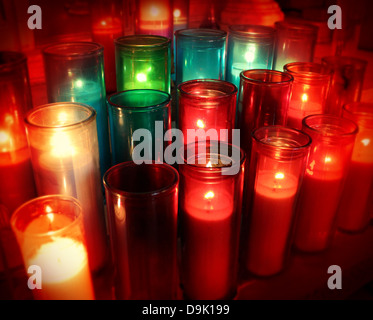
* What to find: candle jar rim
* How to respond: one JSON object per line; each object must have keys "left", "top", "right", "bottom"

{"left": 103, "top": 161, "right": 179, "bottom": 198}
{"left": 284, "top": 62, "right": 331, "bottom": 81}
{"left": 25, "top": 102, "right": 96, "bottom": 130}
{"left": 240, "top": 69, "right": 294, "bottom": 86}
{"left": 107, "top": 89, "right": 171, "bottom": 112}
{"left": 10, "top": 194, "right": 83, "bottom": 238}
{"left": 42, "top": 42, "right": 103, "bottom": 59}
{"left": 0, "top": 51, "right": 27, "bottom": 72}
{"left": 175, "top": 28, "right": 227, "bottom": 41}
{"left": 177, "top": 79, "right": 237, "bottom": 101}
{"left": 343, "top": 102, "right": 373, "bottom": 120}
{"left": 228, "top": 24, "right": 275, "bottom": 39}
{"left": 275, "top": 20, "right": 318, "bottom": 34}
{"left": 321, "top": 56, "right": 368, "bottom": 69}
{"left": 114, "top": 35, "right": 171, "bottom": 48}
{"left": 302, "top": 114, "right": 359, "bottom": 138}
{"left": 252, "top": 125, "right": 312, "bottom": 152}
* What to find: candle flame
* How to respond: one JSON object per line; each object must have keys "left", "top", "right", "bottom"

{"left": 301, "top": 93, "right": 308, "bottom": 102}
{"left": 204, "top": 191, "right": 215, "bottom": 200}
{"left": 0, "top": 131, "right": 9, "bottom": 144}
{"left": 51, "top": 131, "right": 75, "bottom": 157}
{"left": 244, "top": 46, "right": 256, "bottom": 64}
{"left": 150, "top": 6, "right": 160, "bottom": 17}
{"left": 173, "top": 9, "right": 181, "bottom": 18}
{"left": 324, "top": 156, "right": 332, "bottom": 163}
{"left": 100, "top": 20, "right": 107, "bottom": 26}
{"left": 206, "top": 161, "right": 212, "bottom": 168}
{"left": 361, "top": 138, "right": 370, "bottom": 147}
{"left": 136, "top": 73, "right": 147, "bottom": 82}
{"left": 196, "top": 119, "right": 205, "bottom": 129}
{"left": 75, "top": 79, "right": 83, "bottom": 88}
{"left": 275, "top": 172, "right": 285, "bottom": 180}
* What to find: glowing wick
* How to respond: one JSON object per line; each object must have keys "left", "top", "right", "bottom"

{"left": 275, "top": 172, "right": 285, "bottom": 180}
{"left": 196, "top": 119, "right": 205, "bottom": 129}
{"left": 204, "top": 191, "right": 215, "bottom": 200}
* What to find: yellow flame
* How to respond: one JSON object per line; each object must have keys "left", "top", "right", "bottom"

{"left": 206, "top": 161, "right": 212, "bottom": 168}
{"left": 196, "top": 119, "right": 205, "bottom": 129}
{"left": 302, "top": 93, "right": 308, "bottom": 102}
{"left": 361, "top": 138, "right": 370, "bottom": 147}
{"left": 50, "top": 131, "right": 75, "bottom": 157}
{"left": 75, "top": 79, "right": 83, "bottom": 88}
{"left": 173, "top": 9, "right": 181, "bottom": 18}
{"left": 136, "top": 73, "right": 147, "bottom": 82}
{"left": 275, "top": 172, "right": 285, "bottom": 180}
{"left": 204, "top": 191, "right": 215, "bottom": 200}
{"left": 325, "top": 156, "right": 332, "bottom": 163}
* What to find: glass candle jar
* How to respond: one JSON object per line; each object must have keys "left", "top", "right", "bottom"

{"left": 179, "top": 141, "right": 245, "bottom": 300}
{"left": 322, "top": 56, "right": 368, "bottom": 116}
{"left": 175, "top": 29, "right": 227, "bottom": 86}
{"left": 135, "top": 0, "right": 173, "bottom": 40}
{"left": 107, "top": 89, "right": 171, "bottom": 165}
{"left": 284, "top": 62, "right": 331, "bottom": 130}
{"left": 10, "top": 195, "right": 95, "bottom": 300}
{"left": 25, "top": 103, "right": 108, "bottom": 273}
{"left": 43, "top": 42, "right": 111, "bottom": 179}
{"left": 0, "top": 51, "right": 36, "bottom": 217}
{"left": 294, "top": 115, "right": 358, "bottom": 252}
{"left": 115, "top": 35, "right": 171, "bottom": 94}
{"left": 103, "top": 161, "right": 179, "bottom": 299}
{"left": 241, "top": 126, "right": 311, "bottom": 277}
{"left": 226, "top": 25, "right": 275, "bottom": 91}
{"left": 337, "top": 102, "right": 373, "bottom": 233}
{"left": 238, "top": 69, "right": 293, "bottom": 153}
{"left": 178, "top": 79, "right": 237, "bottom": 143}
{"left": 273, "top": 21, "right": 318, "bottom": 71}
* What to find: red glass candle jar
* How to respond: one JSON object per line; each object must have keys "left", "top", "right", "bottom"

{"left": 179, "top": 141, "right": 245, "bottom": 300}
{"left": 241, "top": 126, "right": 311, "bottom": 277}
{"left": 294, "top": 115, "right": 358, "bottom": 252}
{"left": 238, "top": 69, "right": 293, "bottom": 153}
{"left": 337, "top": 102, "right": 373, "bottom": 233}
{"left": 0, "top": 51, "right": 36, "bottom": 217}
{"left": 178, "top": 79, "right": 237, "bottom": 143}
{"left": 103, "top": 161, "right": 179, "bottom": 299}
{"left": 284, "top": 62, "right": 331, "bottom": 130}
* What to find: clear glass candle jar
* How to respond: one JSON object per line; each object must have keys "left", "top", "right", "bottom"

{"left": 284, "top": 62, "right": 331, "bottom": 130}
{"left": 179, "top": 141, "right": 245, "bottom": 300}
{"left": 273, "top": 21, "right": 318, "bottom": 71}
{"left": 294, "top": 114, "right": 358, "bottom": 252}
{"left": 241, "top": 126, "right": 311, "bottom": 277}
{"left": 25, "top": 103, "right": 108, "bottom": 273}
{"left": 115, "top": 35, "right": 171, "bottom": 94}
{"left": 337, "top": 102, "right": 373, "bottom": 233}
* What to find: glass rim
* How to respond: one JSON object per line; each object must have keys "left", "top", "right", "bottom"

{"left": 302, "top": 114, "right": 359, "bottom": 137}
{"left": 107, "top": 89, "right": 171, "bottom": 111}
{"left": 0, "top": 51, "right": 27, "bottom": 72}
{"left": 240, "top": 69, "right": 294, "bottom": 85}
{"left": 228, "top": 24, "right": 275, "bottom": 38}
{"left": 343, "top": 102, "right": 373, "bottom": 120}
{"left": 284, "top": 62, "right": 331, "bottom": 80}
{"left": 177, "top": 79, "right": 237, "bottom": 99}
{"left": 103, "top": 161, "right": 179, "bottom": 198}
{"left": 42, "top": 41, "right": 103, "bottom": 58}
{"left": 175, "top": 28, "right": 227, "bottom": 40}
{"left": 252, "top": 125, "right": 312, "bottom": 151}
{"left": 114, "top": 35, "right": 171, "bottom": 48}
{"left": 10, "top": 194, "right": 83, "bottom": 238}
{"left": 275, "top": 20, "right": 319, "bottom": 33}
{"left": 25, "top": 102, "right": 96, "bottom": 130}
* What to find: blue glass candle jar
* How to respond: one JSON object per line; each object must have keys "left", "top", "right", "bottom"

{"left": 43, "top": 42, "right": 111, "bottom": 179}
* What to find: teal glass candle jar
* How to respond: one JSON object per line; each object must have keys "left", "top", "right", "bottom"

{"left": 115, "top": 35, "right": 171, "bottom": 94}
{"left": 107, "top": 89, "right": 171, "bottom": 164}
{"left": 43, "top": 42, "right": 111, "bottom": 179}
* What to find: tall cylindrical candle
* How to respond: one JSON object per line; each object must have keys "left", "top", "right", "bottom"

{"left": 273, "top": 21, "right": 318, "bottom": 71}
{"left": 10, "top": 195, "right": 95, "bottom": 300}
{"left": 294, "top": 115, "right": 358, "bottom": 252}
{"left": 241, "top": 126, "right": 311, "bottom": 277}
{"left": 43, "top": 42, "right": 111, "bottom": 179}
{"left": 178, "top": 79, "right": 237, "bottom": 142}
{"left": 104, "top": 161, "right": 179, "bottom": 299}
{"left": 179, "top": 141, "right": 245, "bottom": 300}
{"left": 284, "top": 62, "right": 331, "bottom": 130}
{"left": 337, "top": 102, "right": 373, "bottom": 232}
{"left": 25, "top": 103, "right": 108, "bottom": 273}
{"left": 0, "top": 51, "right": 36, "bottom": 217}
{"left": 115, "top": 35, "right": 171, "bottom": 94}
{"left": 107, "top": 89, "right": 171, "bottom": 164}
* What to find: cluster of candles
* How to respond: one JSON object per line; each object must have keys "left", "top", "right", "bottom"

{"left": 0, "top": 0, "right": 372, "bottom": 301}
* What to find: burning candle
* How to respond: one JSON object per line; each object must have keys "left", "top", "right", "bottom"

{"left": 294, "top": 115, "right": 358, "bottom": 252}
{"left": 0, "top": 51, "right": 36, "bottom": 217}
{"left": 241, "top": 126, "right": 311, "bottom": 277}
{"left": 284, "top": 62, "right": 331, "bottom": 130}
{"left": 178, "top": 79, "right": 237, "bottom": 142}
{"left": 179, "top": 141, "right": 245, "bottom": 300}
{"left": 10, "top": 195, "right": 95, "bottom": 300}
{"left": 173, "top": 0, "right": 188, "bottom": 31}
{"left": 43, "top": 42, "right": 111, "bottom": 179}
{"left": 25, "top": 103, "right": 108, "bottom": 273}
{"left": 273, "top": 21, "right": 318, "bottom": 71}
{"left": 337, "top": 102, "right": 373, "bottom": 232}
{"left": 136, "top": 0, "right": 173, "bottom": 39}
